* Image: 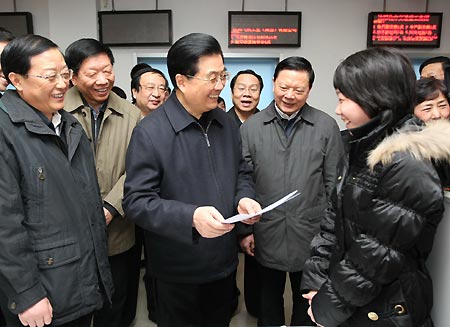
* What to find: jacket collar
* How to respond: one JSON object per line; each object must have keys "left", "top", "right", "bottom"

{"left": 261, "top": 100, "right": 316, "bottom": 125}
{"left": 163, "top": 93, "right": 225, "bottom": 133}
{"left": 368, "top": 116, "right": 450, "bottom": 170}
{"left": 64, "top": 86, "right": 127, "bottom": 116}
{"left": 1, "top": 90, "right": 56, "bottom": 136}
{"left": 1, "top": 90, "right": 83, "bottom": 161}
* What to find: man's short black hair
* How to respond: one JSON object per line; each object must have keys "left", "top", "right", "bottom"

{"left": 1, "top": 34, "right": 59, "bottom": 84}
{"left": 419, "top": 56, "right": 450, "bottom": 75}
{"left": 274, "top": 57, "right": 315, "bottom": 89}
{"left": 167, "top": 33, "right": 223, "bottom": 90}
{"left": 230, "top": 69, "right": 264, "bottom": 92}
{"left": 65, "top": 38, "right": 115, "bottom": 75}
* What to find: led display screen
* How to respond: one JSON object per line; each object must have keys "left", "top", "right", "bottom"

{"left": 367, "top": 12, "right": 442, "bottom": 48}
{"left": 229, "top": 11, "right": 301, "bottom": 47}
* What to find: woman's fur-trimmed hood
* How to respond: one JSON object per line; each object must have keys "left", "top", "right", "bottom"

{"left": 368, "top": 119, "right": 450, "bottom": 170}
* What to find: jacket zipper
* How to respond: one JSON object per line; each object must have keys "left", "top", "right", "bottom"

{"left": 203, "top": 122, "right": 211, "bottom": 147}
{"left": 196, "top": 121, "right": 226, "bottom": 213}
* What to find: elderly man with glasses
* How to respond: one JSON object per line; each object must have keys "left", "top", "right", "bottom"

{"left": 0, "top": 34, "right": 113, "bottom": 327}
{"left": 123, "top": 33, "right": 261, "bottom": 327}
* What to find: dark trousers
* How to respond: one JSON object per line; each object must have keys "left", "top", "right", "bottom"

{"left": 121, "top": 227, "right": 157, "bottom": 325}
{"left": 258, "top": 265, "right": 314, "bottom": 327}
{"left": 93, "top": 247, "right": 134, "bottom": 327}
{"left": 243, "top": 254, "right": 261, "bottom": 318}
{"left": 154, "top": 274, "right": 235, "bottom": 327}
{"left": 120, "top": 242, "right": 141, "bottom": 326}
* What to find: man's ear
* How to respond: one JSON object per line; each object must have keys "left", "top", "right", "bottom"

{"left": 8, "top": 72, "right": 23, "bottom": 91}
{"left": 71, "top": 73, "right": 78, "bottom": 87}
{"left": 131, "top": 88, "right": 138, "bottom": 100}
{"left": 175, "top": 74, "right": 186, "bottom": 93}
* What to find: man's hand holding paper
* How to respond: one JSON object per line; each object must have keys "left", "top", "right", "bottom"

{"left": 224, "top": 190, "right": 301, "bottom": 224}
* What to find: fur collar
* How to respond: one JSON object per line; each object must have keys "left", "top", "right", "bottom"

{"left": 368, "top": 119, "right": 450, "bottom": 170}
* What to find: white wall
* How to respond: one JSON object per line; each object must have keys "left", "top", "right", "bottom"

{"left": 1, "top": 0, "right": 450, "bottom": 127}
{"left": 428, "top": 197, "right": 450, "bottom": 327}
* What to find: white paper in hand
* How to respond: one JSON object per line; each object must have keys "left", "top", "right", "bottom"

{"left": 224, "top": 190, "right": 300, "bottom": 224}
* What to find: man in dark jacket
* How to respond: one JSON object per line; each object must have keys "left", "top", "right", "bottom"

{"left": 227, "top": 69, "right": 263, "bottom": 126}
{"left": 240, "top": 56, "right": 344, "bottom": 326}
{"left": 123, "top": 33, "right": 261, "bottom": 327}
{"left": 227, "top": 69, "right": 264, "bottom": 318}
{"left": 0, "top": 35, "right": 113, "bottom": 327}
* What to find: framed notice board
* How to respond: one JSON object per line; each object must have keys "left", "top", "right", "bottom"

{"left": 0, "top": 12, "right": 33, "bottom": 36}
{"left": 98, "top": 10, "right": 172, "bottom": 47}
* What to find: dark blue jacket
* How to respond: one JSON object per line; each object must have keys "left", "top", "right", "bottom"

{"left": 0, "top": 91, "right": 113, "bottom": 325}
{"left": 123, "top": 93, "right": 255, "bottom": 283}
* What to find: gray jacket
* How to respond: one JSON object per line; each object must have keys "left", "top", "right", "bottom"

{"left": 0, "top": 91, "right": 113, "bottom": 325}
{"left": 240, "top": 101, "right": 344, "bottom": 271}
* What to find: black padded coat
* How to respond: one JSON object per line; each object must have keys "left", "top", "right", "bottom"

{"left": 301, "top": 114, "right": 450, "bottom": 327}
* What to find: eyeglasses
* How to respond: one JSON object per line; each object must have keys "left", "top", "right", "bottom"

{"left": 276, "top": 84, "right": 307, "bottom": 96}
{"left": 139, "top": 84, "right": 167, "bottom": 93}
{"left": 25, "top": 69, "right": 73, "bottom": 84}
{"left": 186, "top": 71, "right": 230, "bottom": 87}
{"left": 234, "top": 84, "right": 260, "bottom": 96}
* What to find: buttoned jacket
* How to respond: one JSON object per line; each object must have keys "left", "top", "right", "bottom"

{"left": 65, "top": 87, "right": 141, "bottom": 256}
{"left": 0, "top": 91, "right": 113, "bottom": 324}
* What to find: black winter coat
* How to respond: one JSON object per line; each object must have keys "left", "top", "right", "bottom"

{"left": 123, "top": 93, "right": 255, "bottom": 283}
{"left": 0, "top": 91, "right": 113, "bottom": 325}
{"left": 302, "top": 114, "right": 450, "bottom": 327}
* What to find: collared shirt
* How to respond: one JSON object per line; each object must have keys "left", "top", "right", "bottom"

{"left": 81, "top": 97, "right": 108, "bottom": 152}
{"left": 274, "top": 102, "right": 301, "bottom": 136}
{"left": 274, "top": 102, "right": 300, "bottom": 121}
{"left": 33, "top": 108, "right": 63, "bottom": 136}
{"left": 52, "top": 111, "right": 62, "bottom": 136}
{"left": 32, "top": 108, "right": 67, "bottom": 155}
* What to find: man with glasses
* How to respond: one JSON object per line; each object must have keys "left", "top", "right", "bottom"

{"left": 130, "top": 63, "right": 170, "bottom": 117}
{"left": 227, "top": 69, "right": 263, "bottom": 126}
{"left": 124, "top": 63, "right": 171, "bottom": 326}
{"left": 64, "top": 38, "right": 141, "bottom": 327}
{"left": 240, "top": 56, "right": 344, "bottom": 326}
{"left": 0, "top": 34, "right": 113, "bottom": 327}
{"left": 123, "top": 33, "right": 261, "bottom": 327}
{"left": 226, "top": 69, "right": 264, "bottom": 318}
